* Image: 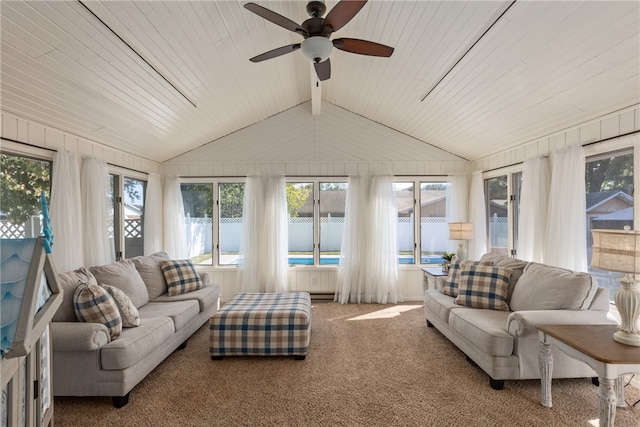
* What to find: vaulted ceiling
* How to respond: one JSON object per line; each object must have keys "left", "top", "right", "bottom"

{"left": 1, "top": 1, "right": 638, "bottom": 163}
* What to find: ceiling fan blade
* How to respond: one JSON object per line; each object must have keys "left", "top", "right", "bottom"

{"left": 333, "top": 38, "right": 394, "bottom": 57}
{"left": 314, "top": 59, "right": 331, "bottom": 81}
{"left": 323, "top": 0, "right": 368, "bottom": 32}
{"left": 244, "top": 3, "right": 307, "bottom": 36}
{"left": 249, "top": 44, "right": 301, "bottom": 62}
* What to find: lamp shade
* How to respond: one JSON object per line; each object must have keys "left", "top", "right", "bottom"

{"left": 591, "top": 228, "right": 640, "bottom": 274}
{"left": 301, "top": 36, "right": 333, "bottom": 63}
{"left": 449, "top": 222, "right": 473, "bottom": 241}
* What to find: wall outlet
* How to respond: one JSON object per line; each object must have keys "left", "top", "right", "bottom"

{"left": 311, "top": 276, "right": 317, "bottom": 285}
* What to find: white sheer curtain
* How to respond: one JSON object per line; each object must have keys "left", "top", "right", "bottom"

{"left": 468, "top": 170, "right": 487, "bottom": 261}
{"left": 81, "top": 157, "right": 114, "bottom": 266}
{"left": 238, "top": 176, "right": 264, "bottom": 293}
{"left": 518, "top": 156, "right": 550, "bottom": 263}
{"left": 546, "top": 145, "right": 587, "bottom": 271}
{"left": 144, "top": 173, "right": 163, "bottom": 255}
{"left": 364, "top": 175, "right": 401, "bottom": 304}
{"left": 262, "top": 176, "right": 288, "bottom": 293}
{"left": 446, "top": 174, "right": 469, "bottom": 253}
{"left": 49, "top": 150, "right": 83, "bottom": 272}
{"left": 335, "top": 176, "right": 367, "bottom": 304}
{"left": 163, "top": 176, "right": 187, "bottom": 259}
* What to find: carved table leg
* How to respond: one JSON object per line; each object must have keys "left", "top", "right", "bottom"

{"left": 598, "top": 377, "right": 617, "bottom": 427}
{"left": 539, "top": 340, "right": 553, "bottom": 408}
{"left": 615, "top": 376, "right": 626, "bottom": 408}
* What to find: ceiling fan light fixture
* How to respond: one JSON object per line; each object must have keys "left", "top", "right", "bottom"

{"left": 301, "top": 36, "right": 332, "bottom": 63}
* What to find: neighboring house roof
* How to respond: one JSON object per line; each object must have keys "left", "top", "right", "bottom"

{"left": 586, "top": 191, "right": 633, "bottom": 212}
{"left": 593, "top": 207, "right": 633, "bottom": 221}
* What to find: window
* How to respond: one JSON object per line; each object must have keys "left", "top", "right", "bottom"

{"left": 511, "top": 172, "right": 523, "bottom": 254}
{"left": 287, "top": 182, "right": 314, "bottom": 264}
{"left": 218, "top": 182, "right": 244, "bottom": 266}
{"left": 420, "top": 182, "right": 449, "bottom": 264}
{"left": 319, "top": 182, "right": 347, "bottom": 265}
{"left": 109, "top": 173, "right": 146, "bottom": 260}
{"left": 394, "top": 182, "right": 415, "bottom": 264}
{"left": 485, "top": 175, "right": 509, "bottom": 255}
{"left": 181, "top": 183, "right": 214, "bottom": 265}
{"left": 0, "top": 153, "right": 51, "bottom": 238}
{"left": 586, "top": 149, "right": 634, "bottom": 301}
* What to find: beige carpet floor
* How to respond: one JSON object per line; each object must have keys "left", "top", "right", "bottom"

{"left": 55, "top": 302, "right": 640, "bottom": 426}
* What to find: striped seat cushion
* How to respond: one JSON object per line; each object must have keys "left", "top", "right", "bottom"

{"left": 209, "top": 292, "right": 311, "bottom": 357}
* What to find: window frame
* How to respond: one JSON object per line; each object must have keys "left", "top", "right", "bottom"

{"left": 108, "top": 167, "right": 148, "bottom": 260}
{"left": 482, "top": 166, "right": 522, "bottom": 257}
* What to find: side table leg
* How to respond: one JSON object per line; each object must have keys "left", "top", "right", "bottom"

{"left": 598, "top": 377, "right": 617, "bottom": 427}
{"left": 615, "top": 376, "right": 626, "bottom": 408}
{"left": 539, "top": 340, "right": 553, "bottom": 408}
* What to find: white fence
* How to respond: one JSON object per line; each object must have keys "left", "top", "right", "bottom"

{"left": 184, "top": 215, "right": 510, "bottom": 258}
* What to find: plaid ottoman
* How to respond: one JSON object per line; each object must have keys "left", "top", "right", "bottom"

{"left": 209, "top": 292, "right": 311, "bottom": 360}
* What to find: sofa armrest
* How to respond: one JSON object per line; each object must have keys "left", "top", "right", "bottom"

{"left": 507, "top": 309, "right": 615, "bottom": 338}
{"left": 51, "top": 322, "right": 110, "bottom": 352}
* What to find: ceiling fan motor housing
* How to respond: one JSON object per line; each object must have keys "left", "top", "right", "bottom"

{"left": 306, "top": 1, "right": 326, "bottom": 18}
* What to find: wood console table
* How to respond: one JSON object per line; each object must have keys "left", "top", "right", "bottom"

{"left": 537, "top": 324, "right": 640, "bottom": 427}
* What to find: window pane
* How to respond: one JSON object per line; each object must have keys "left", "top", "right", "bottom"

{"left": 512, "top": 172, "right": 523, "bottom": 255}
{"left": 319, "top": 182, "right": 346, "bottom": 265}
{"left": 586, "top": 150, "right": 634, "bottom": 301}
{"left": 420, "top": 182, "right": 448, "bottom": 264}
{"left": 108, "top": 174, "right": 120, "bottom": 259}
{"left": 287, "top": 182, "right": 313, "bottom": 265}
{"left": 219, "top": 183, "right": 244, "bottom": 266}
{"left": 395, "top": 182, "right": 414, "bottom": 264}
{"left": 181, "top": 183, "right": 214, "bottom": 265}
{"left": 485, "top": 176, "right": 508, "bottom": 255}
{"left": 123, "top": 177, "right": 145, "bottom": 258}
{"left": 0, "top": 153, "right": 51, "bottom": 238}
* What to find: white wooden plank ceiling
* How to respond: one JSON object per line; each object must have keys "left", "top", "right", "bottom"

{"left": 1, "top": 1, "right": 638, "bottom": 163}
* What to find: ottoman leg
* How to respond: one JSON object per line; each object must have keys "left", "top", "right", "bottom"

{"left": 294, "top": 355, "right": 306, "bottom": 361}
{"left": 211, "top": 355, "right": 223, "bottom": 361}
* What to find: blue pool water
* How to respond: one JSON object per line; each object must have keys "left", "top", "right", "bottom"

{"left": 290, "top": 255, "right": 442, "bottom": 265}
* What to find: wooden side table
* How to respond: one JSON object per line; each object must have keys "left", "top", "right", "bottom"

{"left": 422, "top": 267, "right": 448, "bottom": 293}
{"left": 537, "top": 324, "right": 640, "bottom": 427}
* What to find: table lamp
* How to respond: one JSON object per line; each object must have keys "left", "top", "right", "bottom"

{"left": 449, "top": 222, "right": 473, "bottom": 261}
{"left": 591, "top": 226, "right": 640, "bottom": 346}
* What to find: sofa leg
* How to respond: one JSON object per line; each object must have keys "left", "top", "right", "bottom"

{"left": 426, "top": 320, "right": 434, "bottom": 328}
{"left": 112, "top": 393, "right": 130, "bottom": 408}
{"left": 464, "top": 355, "right": 478, "bottom": 367}
{"left": 294, "top": 355, "right": 306, "bottom": 360}
{"left": 489, "top": 378, "right": 505, "bottom": 390}
{"left": 211, "top": 355, "right": 223, "bottom": 360}
{"left": 178, "top": 340, "right": 188, "bottom": 350}
{"left": 592, "top": 377, "right": 599, "bottom": 386}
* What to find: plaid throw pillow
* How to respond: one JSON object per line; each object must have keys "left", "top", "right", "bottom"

{"left": 73, "top": 282, "right": 122, "bottom": 340}
{"left": 159, "top": 260, "right": 204, "bottom": 296}
{"left": 442, "top": 260, "right": 493, "bottom": 297}
{"left": 454, "top": 264, "right": 512, "bottom": 311}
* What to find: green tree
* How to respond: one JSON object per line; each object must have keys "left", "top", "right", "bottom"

{"left": 219, "top": 183, "right": 244, "bottom": 218}
{"left": 0, "top": 154, "right": 51, "bottom": 225}
{"left": 586, "top": 153, "right": 633, "bottom": 194}
{"left": 286, "top": 183, "right": 312, "bottom": 217}
{"left": 181, "top": 183, "right": 214, "bottom": 218}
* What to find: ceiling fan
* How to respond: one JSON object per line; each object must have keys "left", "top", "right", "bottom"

{"left": 244, "top": 0, "right": 394, "bottom": 81}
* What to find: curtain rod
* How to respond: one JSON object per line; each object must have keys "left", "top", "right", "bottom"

{"left": 482, "top": 129, "right": 639, "bottom": 173}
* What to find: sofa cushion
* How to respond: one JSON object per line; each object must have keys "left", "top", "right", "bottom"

{"left": 448, "top": 308, "right": 513, "bottom": 357}
{"left": 100, "top": 317, "right": 174, "bottom": 370}
{"left": 54, "top": 267, "right": 96, "bottom": 322}
{"left": 509, "top": 262, "right": 598, "bottom": 311}
{"left": 73, "top": 282, "right": 122, "bottom": 340}
{"left": 442, "top": 260, "right": 493, "bottom": 297}
{"left": 159, "top": 260, "right": 205, "bottom": 296}
{"left": 131, "top": 252, "right": 170, "bottom": 299}
{"left": 90, "top": 260, "right": 150, "bottom": 309}
{"left": 138, "top": 300, "right": 200, "bottom": 331}
{"left": 454, "top": 265, "right": 512, "bottom": 311}
{"left": 100, "top": 284, "right": 140, "bottom": 328}
{"left": 152, "top": 283, "right": 220, "bottom": 312}
{"left": 424, "top": 289, "right": 469, "bottom": 325}
{"left": 479, "top": 253, "right": 528, "bottom": 300}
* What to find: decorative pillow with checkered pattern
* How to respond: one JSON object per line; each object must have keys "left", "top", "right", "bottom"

{"left": 442, "top": 260, "right": 493, "bottom": 297}
{"left": 159, "top": 259, "right": 204, "bottom": 296}
{"left": 73, "top": 282, "right": 122, "bottom": 340}
{"left": 454, "top": 264, "right": 512, "bottom": 311}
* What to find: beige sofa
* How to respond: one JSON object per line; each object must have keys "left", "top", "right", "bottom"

{"left": 424, "top": 253, "right": 615, "bottom": 390}
{"left": 51, "top": 252, "right": 220, "bottom": 407}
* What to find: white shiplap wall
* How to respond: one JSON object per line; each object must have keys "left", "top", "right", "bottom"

{"left": 1, "top": 111, "right": 161, "bottom": 174}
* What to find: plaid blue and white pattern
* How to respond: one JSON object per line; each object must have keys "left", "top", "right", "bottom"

{"left": 159, "top": 259, "right": 204, "bottom": 296}
{"left": 442, "top": 260, "right": 493, "bottom": 297}
{"left": 209, "top": 292, "right": 311, "bottom": 357}
{"left": 454, "top": 265, "right": 512, "bottom": 311}
{"left": 73, "top": 282, "right": 122, "bottom": 340}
